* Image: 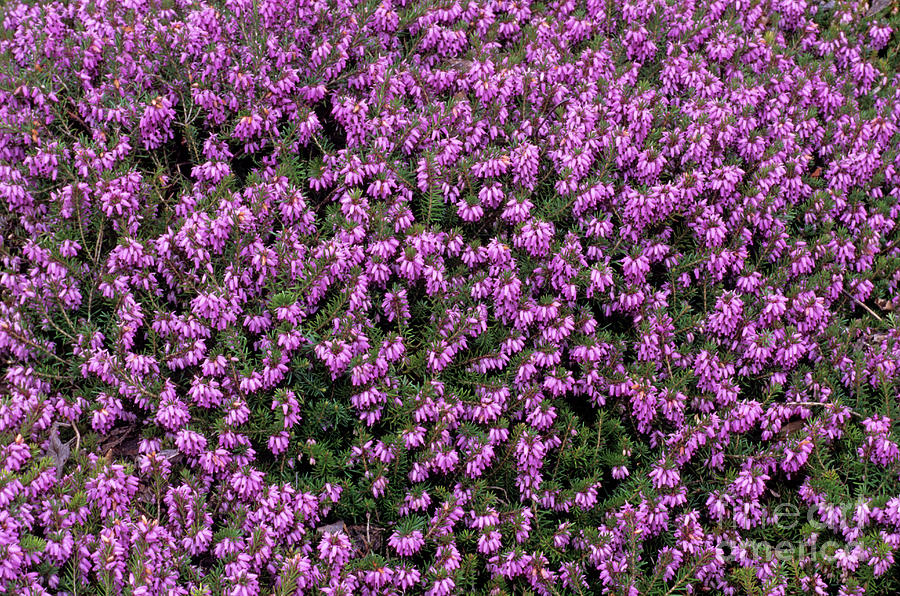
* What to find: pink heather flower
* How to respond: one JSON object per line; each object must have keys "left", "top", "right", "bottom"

{"left": 318, "top": 531, "right": 353, "bottom": 568}
{"left": 267, "top": 431, "right": 290, "bottom": 455}
{"left": 427, "top": 341, "right": 454, "bottom": 372}
{"left": 382, "top": 289, "right": 410, "bottom": 323}
{"left": 648, "top": 459, "right": 680, "bottom": 490}
{"left": 574, "top": 485, "right": 599, "bottom": 510}
{"left": 395, "top": 564, "right": 421, "bottom": 590}
{"left": 622, "top": 252, "right": 650, "bottom": 284}
{"left": 314, "top": 339, "right": 353, "bottom": 378}
{"left": 388, "top": 529, "right": 425, "bottom": 556}
{"left": 224, "top": 399, "right": 251, "bottom": 427}
{"left": 871, "top": 552, "right": 894, "bottom": 576}
{"left": 155, "top": 395, "right": 191, "bottom": 432}
{"left": 554, "top": 523, "right": 572, "bottom": 548}
{"left": 4, "top": 3, "right": 900, "bottom": 595}
{"left": 612, "top": 466, "right": 630, "bottom": 479}
{"left": 514, "top": 220, "right": 554, "bottom": 257}
{"left": 399, "top": 489, "right": 431, "bottom": 515}
{"left": 85, "top": 463, "right": 140, "bottom": 518}
{"left": 869, "top": 23, "right": 893, "bottom": 51}
{"left": 501, "top": 194, "right": 533, "bottom": 223}
{"left": 363, "top": 566, "right": 393, "bottom": 589}
{"left": 230, "top": 468, "right": 265, "bottom": 500}
{"left": 456, "top": 196, "right": 484, "bottom": 221}
{"left": 139, "top": 95, "right": 176, "bottom": 149}
{"left": 371, "top": 475, "right": 389, "bottom": 497}
{"left": 476, "top": 529, "right": 502, "bottom": 554}
{"left": 834, "top": 547, "right": 860, "bottom": 572}
{"left": 425, "top": 576, "right": 455, "bottom": 596}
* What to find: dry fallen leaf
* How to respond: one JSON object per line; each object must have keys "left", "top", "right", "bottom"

{"left": 45, "top": 424, "right": 70, "bottom": 479}
{"left": 776, "top": 419, "right": 805, "bottom": 438}
{"left": 875, "top": 298, "right": 894, "bottom": 312}
{"left": 316, "top": 521, "right": 347, "bottom": 536}
{"left": 867, "top": 0, "right": 892, "bottom": 16}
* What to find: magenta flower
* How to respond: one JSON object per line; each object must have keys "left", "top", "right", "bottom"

{"left": 388, "top": 529, "right": 425, "bottom": 557}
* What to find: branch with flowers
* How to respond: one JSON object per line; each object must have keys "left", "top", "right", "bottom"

{"left": 1, "top": 0, "right": 900, "bottom": 594}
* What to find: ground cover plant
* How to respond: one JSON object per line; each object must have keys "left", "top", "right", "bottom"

{"left": 1, "top": 0, "right": 900, "bottom": 594}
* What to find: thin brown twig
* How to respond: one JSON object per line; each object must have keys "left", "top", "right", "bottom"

{"left": 69, "top": 420, "right": 81, "bottom": 454}
{"left": 841, "top": 289, "right": 883, "bottom": 323}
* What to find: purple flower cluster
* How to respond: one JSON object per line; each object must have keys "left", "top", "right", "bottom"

{"left": 1, "top": 0, "right": 900, "bottom": 594}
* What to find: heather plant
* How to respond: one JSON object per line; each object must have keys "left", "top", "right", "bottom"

{"left": 1, "top": 0, "right": 900, "bottom": 594}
